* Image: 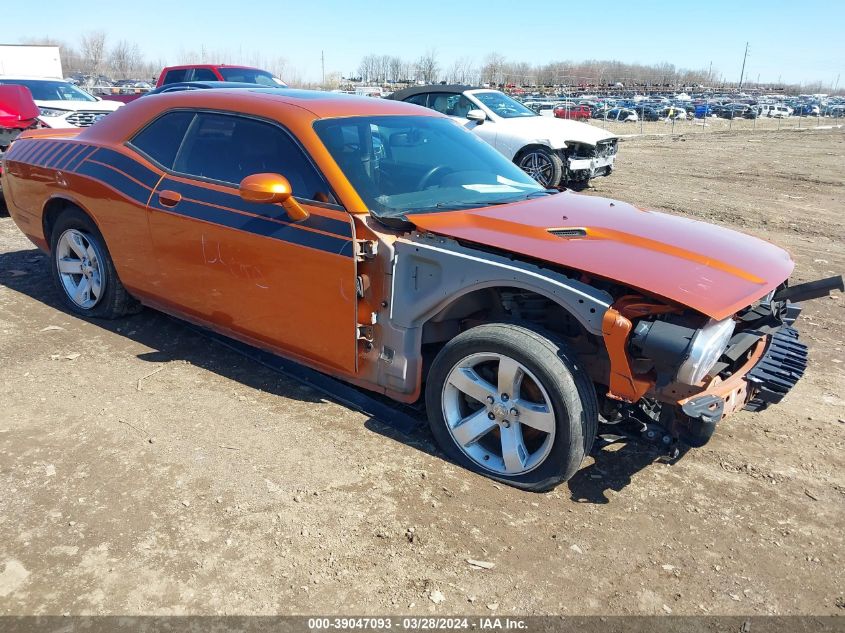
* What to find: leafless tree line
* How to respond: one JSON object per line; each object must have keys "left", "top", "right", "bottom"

{"left": 357, "top": 50, "right": 716, "bottom": 88}
{"left": 16, "top": 33, "right": 840, "bottom": 93}
{"left": 356, "top": 49, "right": 441, "bottom": 84}
{"left": 356, "top": 51, "right": 841, "bottom": 93}
{"left": 22, "top": 32, "right": 160, "bottom": 82}
{"left": 20, "top": 33, "right": 298, "bottom": 85}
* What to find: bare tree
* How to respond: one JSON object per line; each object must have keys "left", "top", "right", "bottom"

{"left": 79, "top": 30, "right": 107, "bottom": 76}
{"left": 480, "top": 53, "right": 505, "bottom": 87}
{"left": 109, "top": 40, "right": 143, "bottom": 79}
{"left": 388, "top": 56, "right": 403, "bottom": 83}
{"left": 357, "top": 54, "right": 379, "bottom": 83}
{"left": 415, "top": 49, "right": 440, "bottom": 84}
{"left": 448, "top": 57, "right": 476, "bottom": 85}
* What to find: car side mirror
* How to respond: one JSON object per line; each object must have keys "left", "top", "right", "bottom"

{"left": 466, "top": 109, "right": 486, "bottom": 123}
{"left": 239, "top": 173, "right": 309, "bottom": 221}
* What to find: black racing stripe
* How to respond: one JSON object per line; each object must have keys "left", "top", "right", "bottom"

{"left": 16, "top": 140, "right": 41, "bottom": 163}
{"left": 28, "top": 142, "right": 56, "bottom": 167}
{"left": 39, "top": 143, "right": 65, "bottom": 167}
{"left": 151, "top": 195, "right": 352, "bottom": 256}
{"left": 92, "top": 148, "right": 161, "bottom": 189}
{"left": 47, "top": 143, "right": 76, "bottom": 168}
{"left": 162, "top": 178, "right": 352, "bottom": 238}
{"left": 57, "top": 144, "right": 88, "bottom": 170}
{"left": 4, "top": 140, "right": 25, "bottom": 161}
{"left": 76, "top": 161, "right": 152, "bottom": 206}
{"left": 18, "top": 140, "right": 42, "bottom": 162}
{"left": 65, "top": 145, "right": 97, "bottom": 172}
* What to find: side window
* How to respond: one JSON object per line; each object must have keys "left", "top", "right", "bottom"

{"left": 192, "top": 68, "right": 217, "bottom": 81}
{"left": 173, "top": 113, "right": 332, "bottom": 202}
{"left": 162, "top": 69, "right": 188, "bottom": 85}
{"left": 128, "top": 110, "right": 195, "bottom": 168}
{"left": 405, "top": 93, "right": 428, "bottom": 107}
{"left": 429, "top": 93, "right": 457, "bottom": 115}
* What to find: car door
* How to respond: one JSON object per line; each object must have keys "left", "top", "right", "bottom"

{"left": 145, "top": 110, "right": 358, "bottom": 374}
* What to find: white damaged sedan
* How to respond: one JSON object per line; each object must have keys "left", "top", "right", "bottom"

{"left": 388, "top": 85, "right": 617, "bottom": 189}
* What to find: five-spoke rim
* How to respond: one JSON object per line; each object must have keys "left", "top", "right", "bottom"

{"left": 519, "top": 151, "right": 554, "bottom": 186}
{"left": 56, "top": 228, "right": 104, "bottom": 310}
{"left": 442, "top": 352, "right": 556, "bottom": 476}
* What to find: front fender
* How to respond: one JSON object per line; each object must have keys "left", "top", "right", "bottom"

{"left": 372, "top": 233, "right": 614, "bottom": 400}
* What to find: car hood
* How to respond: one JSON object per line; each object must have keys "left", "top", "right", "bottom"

{"left": 34, "top": 99, "right": 122, "bottom": 113}
{"left": 494, "top": 115, "right": 616, "bottom": 147}
{"left": 406, "top": 192, "right": 794, "bottom": 320}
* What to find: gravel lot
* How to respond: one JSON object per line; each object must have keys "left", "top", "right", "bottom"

{"left": 0, "top": 127, "right": 843, "bottom": 616}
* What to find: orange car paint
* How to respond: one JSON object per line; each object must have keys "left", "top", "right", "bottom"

{"left": 601, "top": 296, "right": 680, "bottom": 402}
{"left": 0, "top": 89, "right": 796, "bottom": 409}
{"left": 408, "top": 192, "right": 794, "bottom": 321}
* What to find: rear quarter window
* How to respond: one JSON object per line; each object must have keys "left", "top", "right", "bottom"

{"left": 128, "top": 111, "right": 195, "bottom": 169}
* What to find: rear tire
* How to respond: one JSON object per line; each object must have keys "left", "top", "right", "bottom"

{"left": 425, "top": 323, "right": 598, "bottom": 491}
{"left": 49, "top": 207, "right": 139, "bottom": 319}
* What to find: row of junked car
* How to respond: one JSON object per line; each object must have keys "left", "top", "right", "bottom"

{"left": 0, "top": 73, "right": 619, "bottom": 190}
{"left": 524, "top": 96, "right": 836, "bottom": 122}
{"left": 3, "top": 85, "right": 842, "bottom": 490}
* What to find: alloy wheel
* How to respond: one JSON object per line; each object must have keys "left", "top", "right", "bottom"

{"left": 518, "top": 151, "right": 555, "bottom": 187}
{"left": 55, "top": 228, "right": 105, "bottom": 310}
{"left": 441, "top": 352, "right": 556, "bottom": 475}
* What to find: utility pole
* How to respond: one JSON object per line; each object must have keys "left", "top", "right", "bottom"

{"left": 738, "top": 41, "right": 749, "bottom": 92}
{"left": 321, "top": 50, "right": 325, "bottom": 86}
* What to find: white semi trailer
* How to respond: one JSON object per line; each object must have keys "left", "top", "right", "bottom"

{"left": 0, "top": 45, "right": 62, "bottom": 78}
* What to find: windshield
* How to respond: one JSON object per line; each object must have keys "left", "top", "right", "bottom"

{"left": 472, "top": 91, "right": 537, "bottom": 118}
{"left": 0, "top": 79, "right": 96, "bottom": 102}
{"left": 314, "top": 115, "right": 546, "bottom": 219}
{"left": 218, "top": 68, "right": 287, "bottom": 87}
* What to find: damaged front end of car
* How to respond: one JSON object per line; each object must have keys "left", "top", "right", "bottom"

{"left": 563, "top": 138, "right": 618, "bottom": 186}
{"left": 600, "top": 276, "right": 844, "bottom": 454}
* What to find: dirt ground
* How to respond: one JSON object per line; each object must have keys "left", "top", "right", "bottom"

{"left": 0, "top": 127, "right": 843, "bottom": 617}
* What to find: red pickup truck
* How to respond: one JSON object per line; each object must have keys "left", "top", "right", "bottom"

{"left": 100, "top": 64, "right": 287, "bottom": 105}
{"left": 155, "top": 64, "right": 286, "bottom": 88}
{"left": 554, "top": 104, "right": 592, "bottom": 121}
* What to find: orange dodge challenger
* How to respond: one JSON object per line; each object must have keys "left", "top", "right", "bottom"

{"left": 2, "top": 89, "right": 842, "bottom": 490}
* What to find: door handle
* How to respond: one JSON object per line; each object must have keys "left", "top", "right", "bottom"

{"left": 158, "top": 189, "right": 182, "bottom": 208}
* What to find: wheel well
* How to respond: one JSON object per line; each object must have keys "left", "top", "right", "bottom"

{"left": 420, "top": 287, "right": 602, "bottom": 380}
{"left": 42, "top": 198, "right": 87, "bottom": 251}
{"left": 514, "top": 143, "right": 559, "bottom": 162}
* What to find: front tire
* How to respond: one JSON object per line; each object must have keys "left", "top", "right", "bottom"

{"left": 49, "top": 207, "right": 138, "bottom": 319}
{"left": 425, "top": 323, "right": 598, "bottom": 491}
{"left": 516, "top": 147, "right": 564, "bottom": 189}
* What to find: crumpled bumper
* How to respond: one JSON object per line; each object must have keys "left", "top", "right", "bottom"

{"left": 676, "top": 326, "right": 807, "bottom": 445}
{"left": 743, "top": 326, "right": 808, "bottom": 411}
{"left": 568, "top": 155, "right": 615, "bottom": 177}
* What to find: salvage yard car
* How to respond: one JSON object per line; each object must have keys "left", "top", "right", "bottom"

{"left": 0, "top": 76, "right": 122, "bottom": 128}
{"left": 2, "top": 89, "right": 842, "bottom": 491}
{"left": 388, "top": 85, "right": 618, "bottom": 189}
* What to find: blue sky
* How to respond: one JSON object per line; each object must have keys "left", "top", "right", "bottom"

{"left": 9, "top": 0, "right": 844, "bottom": 86}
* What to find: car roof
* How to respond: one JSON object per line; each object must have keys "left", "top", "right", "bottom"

{"left": 161, "top": 64, "right": 266, "bottom": 71}
{"left": 387, "top": 84, "right": 473, "bottom": 100}
{"left": 79, "top": 88, "right": 441, "bottom": 142}
{"left": 149, "top": 81, "right": 261, "bottom": 94}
